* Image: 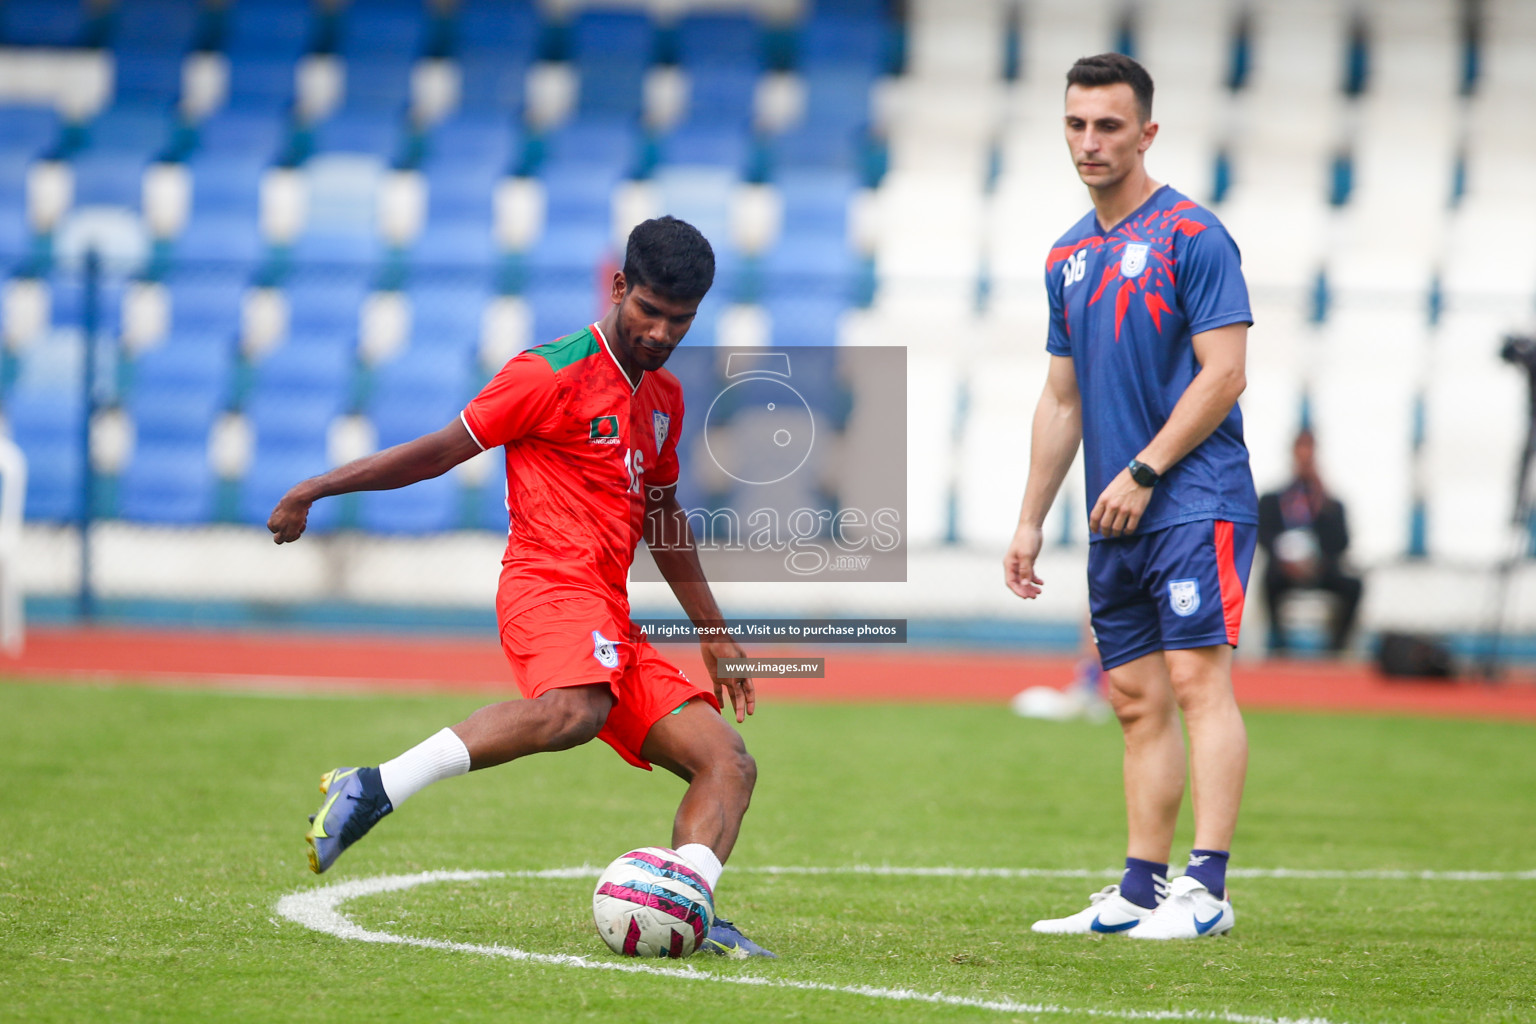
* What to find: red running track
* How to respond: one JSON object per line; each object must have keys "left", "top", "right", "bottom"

{"left": 5, "top": 627, "right": 1536, "bottom": 721}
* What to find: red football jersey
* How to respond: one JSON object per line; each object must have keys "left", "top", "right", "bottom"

{"left": 461, "top": 322, "right": 684, "bottom": 619}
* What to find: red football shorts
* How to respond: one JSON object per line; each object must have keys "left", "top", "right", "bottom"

{"left": 499, "top": 595, "right": 719, "bottom": 770}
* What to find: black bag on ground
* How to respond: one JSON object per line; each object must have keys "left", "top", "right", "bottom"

{"left": 1375, "top": 632, "right": 1457, "bottom": 679}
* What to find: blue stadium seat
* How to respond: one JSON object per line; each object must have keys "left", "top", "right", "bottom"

{"left": 113, "top": 49, "right": 186, "bottom": 109}
{"left": 340, "top": 4, "right": 422, "bottom": 58}
{"left": 658, "top": 123, "right": 752, "bottom": 172}
{"left": 164, "top": 276, "right": 246, "bottom": 333}
{"left": 680, "top": 65, "right": 758, "bottom": 129}
{"left": 764, "top": 292, "right": 844, "bottom": 347}
{"left": 800, "top": 14, "right": 890, "bottom": 73}
{"left": 525, "top": 283, "right": 603, "bottom": 348}
{"left": 175, "top": 210, "right": 265, "bottom": 267}
{"left": 761, "top": 233, "right": 857, "bottom": 301}
{"left": 411, "top": 219, "right": 497, "bottom": 268}
{"left": 479, "top": 472, "right": 509, "bottom": 531}
{"left": 112, "top": 0, "right": 199, "bottom": 54}
{"left": 575, "top": 62, "right": 647, "bottom": 121}
{"left": 428, "top": 113, "right": 519, "bottom": 176}
{"left": 7, "top": 388, "right": 83, "bottom": 521}
{"left": 129, "top": 383, "right": 221, "bottom": 442}
{"left": 246, "top": 390, "right": 343, "bottom": 448}
{"left": 226, "top": 54, "right": 299, "bottom": 110}
{"left": 312, "top": 111, "right": 400, "bottom": 156}
{"left": 357, "top": 471, "right": 458, "bottom": 533}
{"left": 540, "top": 119, "right": 640, "bottom": 172}
{"left": 675, "top": 13, "right": 762, "bottom": 70}
{"left": 410, "top": 283, "right": 490, "bottom": 354}
{"left": 424, "top": 162, "right": 499, "bottom": 225}
{"left": 0, "top": 108, "right": 60, "bottom": 159}
{"left": 71, "top": 150, "right": 147, "bottom": 209}
{"left": 778, "top": 167, "right": 857, "bottom": 234}
{"left": 251, "top": 335, "right": 355, "bottom": 400}
{"left": 131, "top": 334, "right": 234, "bottom": 393}
{"left": 196, "top": 111, "right": 287, "bottom": 163}
{"left": 287, "top": 277, "right": 368, "bottom": 335}
{"left": 226, "top": 0, "right": 312, "bottom": 57}
{"left": 17, "top": 437, "right": 82, "bottom": 520}
{"left": 1, "top": 0, "right": 85, "bottom": 47}
{"left": 458, "top": 52, "right": 530, "bottom": 114}
{"left": 571, "top": 10, "right": 655, "bottom": 67}
{"left": 119, "top": 438, "right": 214, "bottom": 523}
{"left": 368, "top": 349, "right": 468, "bottom": 447}
{"left": 341, "top": 58, "right": 414, "bottom": 114}
{"left": 456, "top": 0, "right": 539, "bottom": 60}
{"left": 290, "top": 228, "right": 380, "bottom": 267}
{"left": 50, "top": 279, "right": 124, "bottom": 338}
{"left": 524, "top": 223, "right": 611, "bottom": 281}
{"left": 542, "top": 162, "right": 621, "bottom": 229}
{"left": 770, "top": 123, "right": 860, "bottom": 173}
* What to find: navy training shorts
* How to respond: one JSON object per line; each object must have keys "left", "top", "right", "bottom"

{"left": 1087, "top": 518, "right": 1256, "bottom": 670}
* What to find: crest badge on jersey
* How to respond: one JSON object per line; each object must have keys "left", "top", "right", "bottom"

{"left": 652, "top": 410, "right": 670, "bottom": 453}
{"left": 591, "top": 630, "right": 620, "bottom": 669}
{"left": 1169, "top": 578, "right": 1201, "bottom": 617}
{"left": 1120, "top": 242, "right": 1150, "bottom": 278}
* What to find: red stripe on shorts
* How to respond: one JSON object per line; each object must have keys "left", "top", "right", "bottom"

{"left": 1214, "top": 519, "right": 1244, "bottom": 645}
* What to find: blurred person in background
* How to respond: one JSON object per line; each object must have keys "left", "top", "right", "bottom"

{"left": 1257, "top": 428, "right": 1362, "bottom": 655}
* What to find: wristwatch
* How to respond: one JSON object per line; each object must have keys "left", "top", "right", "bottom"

{"left": 1127, "top": 458, "right": 1160, "bottom": 488}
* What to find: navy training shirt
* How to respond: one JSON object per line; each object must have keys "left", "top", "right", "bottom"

{"left": 1044, "top": 185, "right": 1258, "bottom": 541}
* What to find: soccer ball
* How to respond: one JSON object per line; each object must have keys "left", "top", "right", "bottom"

{"left": 592, "top": 847, "right": 715, "bottom": 958}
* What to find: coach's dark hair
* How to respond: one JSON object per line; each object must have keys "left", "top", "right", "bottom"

{"left": 1066, "top": 53, "right": 1154, "bottom": 122}
{"left": 623, "top": 216, "right": 715, "bottom": 301}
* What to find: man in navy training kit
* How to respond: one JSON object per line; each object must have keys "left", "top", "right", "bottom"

{"left": 1004, "top": 53, "right": 1258, "bottom": 940}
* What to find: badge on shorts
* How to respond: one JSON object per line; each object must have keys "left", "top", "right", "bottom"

{"left": 653, "top": 410, "right": 670, "bottom": 453}
{"left": 1169, "top": 578, "right": 1201, "bottom": 617}
{"left": 1120, "top": 242, "right": 1150, "bottom": 278}
{"left": 591, "top": 630, "right": 620, "bottom": 669}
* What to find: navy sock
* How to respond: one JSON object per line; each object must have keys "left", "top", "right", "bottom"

{"left": 1120, "top": 857, "right": 1169, "bottom": 909}
{"left": 1184, "top": 849, "right": 1230, "bottom": 900}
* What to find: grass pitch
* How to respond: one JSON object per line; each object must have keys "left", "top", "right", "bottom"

{"left": 2, "top": 681, "right": 1534, "bottom": 1023}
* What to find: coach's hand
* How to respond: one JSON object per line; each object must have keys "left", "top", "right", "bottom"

{"left": 702, "top": 638, "right": 754, "bottom": 723}
{"left": 267, "top": 491, "right": 313, "bottom": 544}
{"left": 1004, "top": 522, "right": 1046, "bottom": 599}
{"left": 1090, "top": 468, "right": 1153, "bottom": 538}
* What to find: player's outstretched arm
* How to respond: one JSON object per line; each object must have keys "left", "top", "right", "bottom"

{"left": 1089, "top": 322, "right": 1247, "bottom": 538}
{"left": 267, "top": 418, "right": 483, "bottom": 544}
{"left": 644, "top": 483, "right": 754, "bottom": 723}
{"left": 1006, "top": 355, "right": 1083, "bottom": 599}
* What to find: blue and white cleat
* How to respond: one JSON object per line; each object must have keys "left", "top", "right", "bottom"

{"left": 701, "top": 917, "right": 777, "bottom": 958}
{"left": 305, "top": 767, "right": 392, "bottom": 874}
{"left": 1127, "top": 875, "right": 1234, "bottom": 940}
{"left": 1031, "top": 885, "right": 1153, "bottom": 935}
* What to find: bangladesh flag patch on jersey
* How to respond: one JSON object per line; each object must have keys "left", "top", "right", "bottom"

{"left": 589, "top": 415, "right": 621, "bottom": 444}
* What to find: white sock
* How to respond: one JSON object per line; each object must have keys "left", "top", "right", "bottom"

{"left": 378, "top": 727, "right": 471, "bottom": 807}
{"left": 676, "top": 843, "right": 724, "bottom": 892}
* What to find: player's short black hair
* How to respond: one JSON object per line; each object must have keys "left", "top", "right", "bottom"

{"left": 623, "top": 216, "right": 715, "bottom": 301}
{"left": 1066, "top": 53, "right": 1155, "bottom": 122}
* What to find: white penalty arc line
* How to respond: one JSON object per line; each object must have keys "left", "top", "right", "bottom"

{"left": 273, "top": 868, "right": 1417, "bottom": 1024}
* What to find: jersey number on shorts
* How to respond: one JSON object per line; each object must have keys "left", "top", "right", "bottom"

{"left": 624, "top": 448, "right": 645, "bottom": 493}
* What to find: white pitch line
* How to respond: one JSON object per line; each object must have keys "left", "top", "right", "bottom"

{"left": 276, "top": 869, "right": 1358, "bottom": 1024}
{"left": 737, "top": 865, "right": 1536, "bottom": 882}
